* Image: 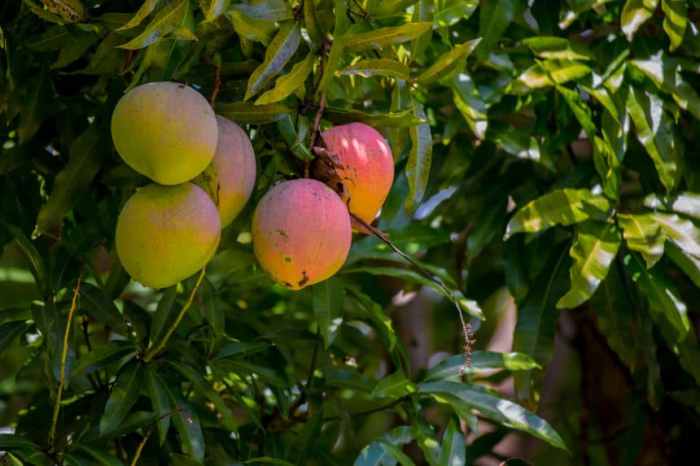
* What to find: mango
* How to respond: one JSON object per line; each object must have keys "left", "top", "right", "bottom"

{"left": 111, "top": 82, "right": 218, "bottom": 185}
{"left": 116, "top": 183, "right": 221, "bottom": 289}
{"left": 252, "top": 179, "right": 351, "bottom": 290}
{"left": 316, "top": 122, "right": 394, "bottom": 227}
{"left": 196, "top": 116, "right": 256, "bottom": 227}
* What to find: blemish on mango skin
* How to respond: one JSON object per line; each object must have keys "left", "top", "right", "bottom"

{"left": 298, "top": 270, "right": 309, "bottom": 287}
{"left": 276, "top": 229, "right": 288, "bottom": 238}
{"left": 284, "top": 256, "right": 292, "bottom": 263}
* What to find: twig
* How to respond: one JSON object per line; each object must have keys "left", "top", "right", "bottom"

{"left": 348, "top": 213, "right": 475, "bottom": 370}
{"left": 129, "top": 429, "right": 152, "bottom": 466}
{"left": 143, "top": 269, "right": 206, "bottom": 363}
{"left": 210, "top": 63, "right": 222, "bottom": 105}
{"left": 48, "top": 273, "right": 82, "bottom": 451}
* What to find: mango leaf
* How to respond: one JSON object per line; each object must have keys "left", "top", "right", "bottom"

{"left": 312, "top": 278, "right": 344, "bottom": 348}
{"left": 644, "top": 192, "right": 700, "bottom": 220}
{"left": 653, "top": 212, "right": 700, "bottom": 257}
{"left": 231, "top": 0, "right": 293, "bottom": 21}
{"left": 117, "top": 0, "right": 161, "bottom": 31}
{"left": 325, "top": 107, "right": 423, "bottom": 127}
{"left": 371, "top": 370, "right": 416, "bottom": 399}
{"left": 256, "top": 53, "right": 315, "bottom": 105}
{"left": 412, "top": 0, "right": 432, "bottom": 64}
{"left": 629, "top": 53, "right": 700, "bottom": 120}
{"left": 418, "top": 381, "right": 567, "bottom": 450}
{"left": 621, "top": 0, "right": 659, "bottom": 41}
{"left": 99, "top": 362, "right": 144, "bottom": 435}
{"left": 345, "top": 22, "right": 433, "bottom": 52}
{"left": 512, "top": 60, "right": 591, "bottom": 92}
{"left": 245, "top": 22, "right": 301, "bottom": 100}
{"left": 556, "top": 85, "right": 596, "bottom": 139}
{"left": 0, "top": 222, "right": 48, "bottom": 296}
{"left": 522, "top": 36, "right": 592, "bottom": 61}
{"left": 216, "top": 102, "right": 292, "bottom": 124}
{"left": 303, "top": 0, "right": 322, "bottom": 45}
{"left": 145, "top": 368, "right": 172, "bottom": 446}
{"left": 0, "top": 321, "right": 31, "bottom": 349}
{"left": 203, "top": 0, "right": 231, "bottom": 22}
{"left": 451, "top": 73, "right": 488, "bottom": 139}
{"left": 168, "top": 361, "right": 238, "bottom": 431}
{"left": 489, "top": 125, "right": 551, "bottom": 169}
{"left": 662, "top": 0, "right": 688, "bottom": 50}
{"left": 354, "top": 427, "right": 416, "bottom": 466}
{"left": 118, "top": 0, "right": 194, "bottom": 50}
{"left": 625, "top": 253, "right": 690, "bottom": 343}
{"left": 504, "top": 189, "right": 611, "bottom": 239}
{"left": 434, "top": 0, "right": 478, "bottom": 27}
{"left": 423, "top": 351, "right": 540, "bottom": 382}
{"left": 36, "top": 125, "right": 105, "bottom": 238}
{"left": 318, "top": 36, "right": 345, "bottom": 92}
{"left": 625, "top": 88, "right": 681, "bottom": 192}
{"left": 416, "top": 38, "right": 480, "bottom": 85}
{"left": 476, "top": 0, "right": 515, "bottom": 58}
{"left": 75, "top": 446, "right": 125, "bottom": 466}
{"left": 557, "top": 221, "right": 622, "bottom": 309}
{"left": 406, "top": 104, "right": 432, "bottom": 212}
{"left": 666, "top": 242, "right": 700, "bottom": 287}
{"left": 70, "top": 341, "right": 137, "bottom": 379}
{"left": 617, "top": 213, "right": 666, "bottom": 267}
{"left": 513, "top": 247, "right": 569, "bottom": 401}
{"left": 164, "top": 383, "right": 205, "bottom": 463}
{"left": 51, "top": 30, "right": 99, "bottom": 69}
{"left": 438, "top": 420, "right": 465, "bottom": 466}
{"left": 340, "top": 59, "right": 411, "bottom": 80}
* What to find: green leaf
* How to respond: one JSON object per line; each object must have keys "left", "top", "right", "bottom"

{"left": 617, "top": 213, "right": 666, "bottom": 267}
{"left": 418, "top": 381, "right": 567, "bottom": 450}
{"left": 168, "top": 361, "right": 238, "bottom": 431}
{"left": 118, "top": 0, "right": 194, "bottom": 50}
{"left": 203, "top": 0, "right": 231, "bottom": 22}
{"left": 512, "top": 60, "right": 591, "bottom": 92}
{"left": 0, "top": 222, "right": 48, "bottom": 296}
{"left": 255, "top": 53, "right": 315, "bottom": 105}
{"left": 36, "top": 125, "right": 105, "bottom": 238}
{"left": 0, "top": 320, "right": 30, "bottom": 350}
{"left": 476, "top": 0, "right": 516, "bottom": 58}
{"left": 644, "top": 192, "right": 700, "bottom": 220}
{"left": 340, "top": 59, "right": 411, "bottom": 80}
{"left": 522, "top": 36, "right": 592, "bottom": 61}
{"left": 99, "top": 362, "right": 144, "bottom": 435}
{"left": 621, "top": 0, "right": 659, "bottom": 42}
{"left": 318, "top": 35, "right": 345, "bottom": 93}
{"left": 215, "top": 101, "right": 292, "bottom": 124}
{"left": 625, "top": 253, "right": 690, "bottom": 343}
{"left": 117, "top": 0, "right": 161, "bottom": 31}
{"left": 451, "top": 73, "right": 488, "bottom": 139}
{"left": 665, "top": 242, "right": 700, "bottom": 287}
{"left": 75, "top": 446, "right": 125, "bottom": 466}
{"left": 312, "top": 278, "right": 344, "bottom": 348}
{"left": 145, "top": 369, "right": 172, "bottom": 446}
{"left": 512, "top": 247, "right": 569, "bottom": 400}
{"left": 303, "top": 0, "right": 322, "bottom": 45}
{"left": 629, "top": 53, "right": 700, "bottom": 120}
{"left": 245, "top": 22, "right": 301, "bottom": 100}
{"left": 371, "top": 370, "right": 416, "bottom": 399}
{"left": 164, "top": 384, "right": 205, "bottom": 463}
{"left": 345, "top": 22, "right": 433, "bottom": 52}
{"left": 556, "top": 85, "right": 596, "bottom": 139}
{"left": 325, "top": 107, "right": 424, "bottom": 127}
{"left": 438, "top": 420, "right": 465, "bottom": 466}
{"left": 626, "top": 88, "right": 681, "bottom": 192}
{"left": 423, "top": 351, "right": 540, "bottom": 382}
{"left": 434, "top": 0, "right": 478, "bottom": 27}
{"left": 504, "top": 189, "right": 611, "bottom": 239}
{"left": 70, "top": 342, "right": 137, "bottom": 380}
{"left": 416, "top": 38, "right": 480, "bottom": 86}
{"left": 406, "top": 104, "right": 432, "bottom": 212}
{"left": 355, "top": 438, "right": 417, "bottom": 466}
{"left": 662, "top": 0, "right": 688, "bottom": 50}
{"left": 243, "top": 458, "right": 297, "bottom": 466}
{"left": 653, "top": 212, "right": 700, "bottom": 258}
{"left": 557, "top": 221, "right": 622, "bottom": 309}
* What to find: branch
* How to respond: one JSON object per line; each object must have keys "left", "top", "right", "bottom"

{"left": 48, "top": 273, "right": 82, "bottom": 451}
{"left": 128, "top": 429, "right": 152, "bottom": 466}
{"left": 143, "top": 269, "right": 206, "bottom": 363}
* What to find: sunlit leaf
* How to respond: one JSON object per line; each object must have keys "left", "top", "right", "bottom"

{"left": 345, "top": 22, "right": 433, "bottom": 51}
{"left": 245, "top": 22, "right": 301, "bottom": 100}
{"left": 621, "top": 0, "right": 659, "bottom": 42}
{"left": 256, "top": 53, "right": 315, "bottom": 105}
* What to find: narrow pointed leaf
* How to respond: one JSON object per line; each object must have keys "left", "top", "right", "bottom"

{"left": 406, "top": 104, "right": 432, "bottom": 212}
{"left": 438, "top": 420, "right": 465, "bottom": 466}
{"left": 340, "top": 59, "right": 411, "bottom": 80}
{"left": 557, "top": 221, "right": 621, "bottom": 309}
{"left": 424, "top": 351, "right": 540, "bottom": 382}
{"left": 145, "top": 368, "right": 172, "bottom": 446}
{"left": 118, "top": 0, "right": 193, "bottom": 50}
{"left": 99, "top": 362, "right": 144, "bottom": 435}
{"left": 312, "top": 278, "right": 344, "bottom": 348}
{"left": 505, "top": 189, "right": 610, "bottom": 239}
{"left": 419, "top": 381, "right": 567, "bottom": 450}
{"left": 621, "top": 0, "right": 659, "bottom": 41}
{"left": 117, "top": 0, "right": 161, "bottom": 31}
{"left": 256, "top": 53, "right": 315, "bottom": 105}
{"left": 661, "top": 0, "right": 687, "bottom": 50}
{"left": 245, "top": 22, "right": 301, "bottom": 100}
{"left": 345, "top": 22, "right": 433, "bottom": 51}
{"left": 416, "top": 38, "right": 480, "bottom": 85}
{"left": 617, "top": 213, "right": 666, "bottom": 268}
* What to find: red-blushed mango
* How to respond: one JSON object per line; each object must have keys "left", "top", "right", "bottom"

{"left": 196, "top": 116, "right": 256, "bottom": 227}
{"left": 111, "top": 82, "right": 218, "bottom": 185}
{"left": 252, "top": 179, "right": 352, "bottom": 290}
{"left": 116, "top": 183, "right": 221, "bottom": 289}
{"left": 318, "top": 122, "right": 394, "bottom": 227}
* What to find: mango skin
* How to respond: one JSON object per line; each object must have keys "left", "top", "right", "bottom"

{"left": 116, "top": 183, "right": 221, "bottom": 289}
{"left": 111, "top": 82, "right": 218, "bottom": 185}
{"left": 319, "top": 122, "right": 394, "bottom": 226}
{"left": 252, "top": 179, "right": 351, "bottom": 290}
{"left": 196, "top": 116, "right": 256, "bottom": 227}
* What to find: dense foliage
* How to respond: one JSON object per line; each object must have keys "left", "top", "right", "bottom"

{"left": 2, "top": 0, "right": 700, "bottom": 464}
